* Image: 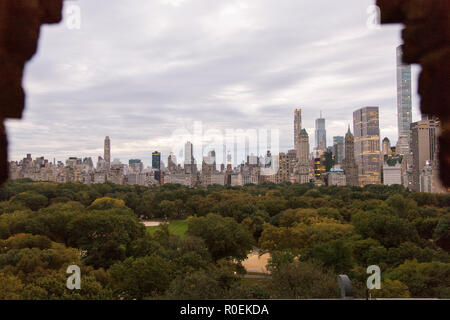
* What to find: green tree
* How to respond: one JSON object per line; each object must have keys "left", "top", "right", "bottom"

{"left": 87, "top": 197, "right": 127, "bottom": 211}
{"left": 67, "top": 210, "right": 145, "bottom": 268}
{"left": 10, "top": 192, "right": 48, "bottom": 211}
{"left": 269, "top": 261, "right": 339, "bottom": 299}
{"left": 389, "top": 260, "right": 450, "bottom": 298}
{"left": 302, "top": 239, "right": 354, "bottom": 274}
{"left": 186, "top": 214, "right": 254, "bottom": 261}
{"left": 352, "top": 210, "right": 419, "bottom": 248}
{"left": 164, "top": 271, "right": 224, "bottom": 299}
{"left": 371, "top": 279, "right": 411, "bottom": 298}
{"left": 108, "top": 255, "right": 175, "bottom": 299}
{"left": 0, "top": 272, "right": 23, "bottom": 299}
{"left": 158, "top": 200, "right": 179, "bottom": 220}
{"left": 386, "top": 194, "right": 418, "bottom": 220}
{"left": 434, "top": 213, "right": 450, "bottom": 251}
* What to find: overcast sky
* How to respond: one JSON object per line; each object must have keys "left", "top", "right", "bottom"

{"left": 6, "top": 0, "right": 421, "bottom": 166}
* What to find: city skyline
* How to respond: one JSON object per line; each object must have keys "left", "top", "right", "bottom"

{"left": 6, "top": 108, "right": 388, "bottom": 169}
{"left": 5, "top": 106, "right": 408, "bottom": 169}
{"left": 9, "top": 105, "right": 445, "bottom": 192}
{"left": 5, "top": 0, "right": 421, "bottom": 166}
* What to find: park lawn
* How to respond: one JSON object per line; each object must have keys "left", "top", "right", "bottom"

{"left": 147, "top": 219, "right": 188, "bottom": 237}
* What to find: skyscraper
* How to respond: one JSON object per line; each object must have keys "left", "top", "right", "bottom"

{"left": 315, "top": 113, "right": 326, "bottom": 154}
{"left": 333, "top": 136, "right": 344, "bottom": 165}
{"left": 382, "top": 137, "right": 392, "bottom": 159}
{"left": 152, "top": 151, "right": 161, "bottom": 183}
{"left": 152, "top": 151, "right": 161, "bottom": 170}
{"left": 104, "top": 136, "right": 111, "bottom": 167}
{"left": 353, "top": 107, "right": 381, "bottom": 186}
{"left": 294, "top": 109, "right": 302, "bottom": 159}
{"left": 342, "top": 126, "right": 359, "bottom": 186}
{"left": 129, "top": 159, "right": 143, "bottom": 173}
{"left": 293, "top": 109, "right": 310, "bottom": 184}
{"left": 410, "top": 118, "right": 441, "bottom": 192}
{"left": 293, "top": 128, "right": 311, "bottom": 184}
{"left": 396, "top": 45, "right": 412, "bottom": 155}
{"left": 184, "top": 141, "right": 195, "bottom": 174}
{"left": 167, "top": 152, "right": 177, "bottom": 172}
{"left": 202, "top": 150, "right": 216, "bottom": 173}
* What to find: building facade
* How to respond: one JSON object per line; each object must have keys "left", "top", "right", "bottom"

{"left": 104, "top": 136, "right": 111, "bottom": 167}
{"left": 315, "top": 115, "right": 326, "bottom": 154}
{"left": 333, "top": 136, "right": 344, "bottom": 165}
{"left": 353, "top": 107, "right": 381, "bottom": 186}
{"left": 396, "top": 45, "right": 413, "bottom": 156}
{"left": 293, "top": 129, "right": 311, "bottom": 184}
{"left": 410, "top": 118, "right": 441, "bottom": 192}
{"left": 294, "top": 108, "right": 303, "bottom": 158}
{"left": 342, "top": 126, "right": 359, "bottom": 186}
{"left": 326, "top": 168, "right": 346, "bottom": 186}
{"left": 383, "top": 162, "right": 402, "bottom": 186}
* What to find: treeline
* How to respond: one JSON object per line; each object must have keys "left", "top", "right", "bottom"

{"left": 0, "top": 179, "right": 448, "bottom": 299}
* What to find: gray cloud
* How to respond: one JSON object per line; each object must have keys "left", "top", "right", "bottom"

{"left": 6, "top": 0, "right": 421, "bottom": 166}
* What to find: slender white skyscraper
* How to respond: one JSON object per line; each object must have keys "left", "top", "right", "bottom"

{"left": 315, "top": 112, "right": 326, "bottom": 153}
{"left": 184, "top": 141, "right": 195, "bottom": 174}
{"left": 396, "top": 45, "right": 412, "bottom": 155}
{"left": 185, "top": 141, "right": 193, "bottom": 165}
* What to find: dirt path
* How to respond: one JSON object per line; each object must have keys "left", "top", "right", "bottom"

{"left": 241, "top": 251, "right": 271, "bottom": 274}
{"left": 141, "top": 221, "right": 162, "bottom": 227}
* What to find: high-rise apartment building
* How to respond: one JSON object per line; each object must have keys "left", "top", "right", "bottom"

{"left": 382, "top": 137, "right": 392, "bottom": 159}
{"left": 152, "top": 151, "right": 161, "bottom": 183}
{"left": 294, "top": 109, "right": 302, "bottom": 159}
{"left": 185, "top": 141, "right": 193, "bottom": 165}
{"left": 353, "top": 107, "right": 381, "bottom": 186}
{"left": 342, "top": 126, "right": 359, "bottom": 186}
{"left": 292, "top": 109, "right": 310, "bottom": 184}
{"left": 293, "top": 128, "right": 311, "bottom": 184}
{"left": 202, "top": 150, "right": 216, "bottom": 173}
{"left": 410, "top": 118, "right": 440, "bottom": 192}
{"left": 383, "top": 155, "right": 403, "bottom": 186}
{"left": 333, "top": 136, "right": 344, "bottom": 165}
{"left": 396, "top": 46, "right": 413, "bottom": 155}
{"left": 129, "top": 159, "right": 143, "bottom": 173}
{"left": 104, "top": 136, "right": 111, "bottom": 167}
{"left": 167, "top": 153, "right": 177, "bottom": 172}
{"left": 315, "top": 114, "right": 326, "bottom": 153}
{"left": 184, "top": 141, "right": 195, "bottom": 174}
{"left": 152, "top": 151, "right": 161, "bottom": 170}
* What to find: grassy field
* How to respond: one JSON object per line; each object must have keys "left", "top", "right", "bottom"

{"left": 146, "top": 219, "right": 189, "bottom": 237}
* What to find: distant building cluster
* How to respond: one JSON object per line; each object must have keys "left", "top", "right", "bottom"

{"left": 8, "top": 46, "right": 447, "bottom": 193}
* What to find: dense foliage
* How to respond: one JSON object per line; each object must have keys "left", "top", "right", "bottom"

{"left": 0, "top": 179, "right": 448, "bottom": 299}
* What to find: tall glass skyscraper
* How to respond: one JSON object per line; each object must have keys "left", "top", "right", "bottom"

{"left": 396, "top": 45, "right": 412, "bottom": 155}
{"left": 333, "top": 136, "right": 345, "bottom": 165}
{"left": 184, "top": 141, "right": 195, "bottom": 174}
{"left": 315, "top": 114, "right": 326, "bottom": 153}
{"left": 152, "top": 151, "right": 161, "bottom": 183}
{"left": 353, "top": 107, "right": 381, "bottom": 186}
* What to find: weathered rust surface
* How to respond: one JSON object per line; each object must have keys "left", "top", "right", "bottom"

{"left": 377, "top": 0, "right": 450, "bottom": 187}
{"left": 0, "top": 0, "right": 63, "bottom": 185}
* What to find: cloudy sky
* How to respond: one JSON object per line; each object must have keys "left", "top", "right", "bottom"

{"left": 6, "top": 0, "right": 421, "bottom": 167}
